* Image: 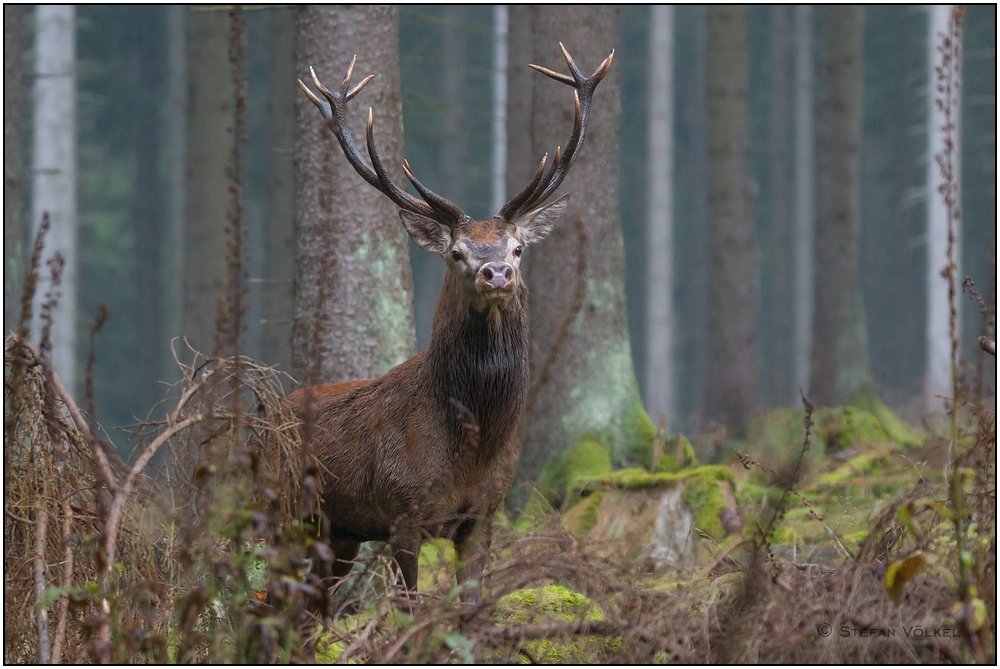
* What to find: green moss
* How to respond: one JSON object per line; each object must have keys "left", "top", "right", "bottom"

{"left": 620, "top": 400, "right": 659, "bottom": 466}
{"left": 495, "top": 585, "right": 620, "bottom": 663}
{"left": 565, "top": 440, "right": 613, "bottom": 497}
{"left": 314, "top": 636, "right": 346, "bottom": 664}
{"left": 850, "top": 385, "right": 925, "bottom": 447}
{"left": 592, "top": 465, "right": 733, "bottom": 493}
{"left": 563, "top": 492, "right": 604, "bottom": 535}
{"left": 681, "top": 476, "right": 728, "bottom": 540}
{"left": 417, "top": 539, "right": 457, "bottom": 590}
{"left": 654, "top": 434, "right": 699, "bottom": 472}
{"left": 812, "top": 445, "right": 894, "bottom": 487}
{"left": 818, "top": 406, "right": 891, "bottom": 449}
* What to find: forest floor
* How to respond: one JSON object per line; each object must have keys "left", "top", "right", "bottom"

{"left": 3, "top": 334, "right": 995, "bottom": 663}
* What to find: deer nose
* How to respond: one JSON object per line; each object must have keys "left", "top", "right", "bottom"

{"left": 480, "top": 263, "right": 514, "bottom": 290}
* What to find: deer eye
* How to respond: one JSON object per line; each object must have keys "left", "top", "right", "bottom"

{"left": 451, "top": 249, "right": 462, "bottom": 261}
{"left": 514, "top": 246, "right": 523, "bottom": 257}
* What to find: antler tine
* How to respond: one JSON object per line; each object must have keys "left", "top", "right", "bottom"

{"left": 364, "top": 108, "right": 438, "bottom": 218}
{"left": 498, "top": 152, "right": 549, "bottom": 221}
{"left": 499, "top": 45, "right": 612, "bottom": 222}
{"left": 300, "top": 57, "right": 465, "bottom": 224}
{"left": 401, "top": 160, "right": 466, "bottom": 225}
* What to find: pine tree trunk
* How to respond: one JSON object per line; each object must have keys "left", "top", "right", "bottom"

{"left": 763, "top": 6, "right": 795, "bottom": 406}
{"left": 792, "top": 5, "right": 815, "bottom": 398}
{"left": 704, "top": 5, "right": 758, "bottom": 429}
{"left": 645, "top": 6, "right": 675, "bottom": 425}
{"left": 518, "top": 6, "right": 648, "bottom": 489}
{"left": 183, "top": 8, "right": 231, "bottom": 356}
{"left": 132, "top": 15, "right": 164, "bottom": 411}
{"left": 675, "top": 6, "right": 710, "bottom": 430}
{"left": 810, "top": 6, "right": 869, "bottom": 407}
{"left": 293, "top": 5, "right": 415, "bottom": 385}
{"left": 924, "top": 5, "right": 961, "bottom": 412}
{"left": 262, "top": 7, "right": 295, "bottom": 377}
{"left": 4, "top": 5, "right": 24, "bottom": 336}
{"left": 32, "top": 5, "right": 78, "bottom": 394}
{"left": 164, "top": 6, "right": 186, "bottom": 365}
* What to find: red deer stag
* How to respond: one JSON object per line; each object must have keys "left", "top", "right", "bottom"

{"left": 292, "top": 43, "right": 613, "bottom": 604}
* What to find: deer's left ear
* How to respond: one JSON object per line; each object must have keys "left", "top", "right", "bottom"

{"left": 511, "top": 194, "right": 570, "bottom": 246}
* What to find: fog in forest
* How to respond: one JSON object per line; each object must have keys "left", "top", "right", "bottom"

{"left": 6, "top": 5, "right": 996, "bottom": 452}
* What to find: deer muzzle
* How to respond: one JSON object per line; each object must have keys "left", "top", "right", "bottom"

{"left": 478, "top": 263, "right": 514, "bottom": 292}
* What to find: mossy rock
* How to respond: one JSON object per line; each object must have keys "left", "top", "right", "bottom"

{"left": 495, "top": 585, "right": 620, "bottom": 663}
{"left": 817, "top": 406, "right": 891, "bottom": 450}
{"left": 563, "top": 491, "right": 604, "bottom": 535}
{"left": 744, "top": 407, "right": 828, "bottom": 473}
{"left": 849, "top": 386, "right": 925, "bottom": 447}
{"left": 585, "top": 464, "right": 734, "bottom": 494}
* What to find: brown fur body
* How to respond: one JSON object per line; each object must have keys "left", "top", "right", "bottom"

{"left": 287, "top": 273, "right": 529, "bottom": 593}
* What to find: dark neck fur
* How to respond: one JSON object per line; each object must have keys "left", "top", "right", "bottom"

{"left": 424, "top": 275, "right": 530, "bottom": 454}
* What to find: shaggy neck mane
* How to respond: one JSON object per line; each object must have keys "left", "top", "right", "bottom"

{"left": 424, "top": 274, "right": 530, "bottom": 456}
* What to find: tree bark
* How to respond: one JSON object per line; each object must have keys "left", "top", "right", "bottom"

{"left": 792, "top": 5, "right": 815, "bottom": 398}
{"left": 183, "top": 7, "right": 231, "bottom": 356}
{"left": 262, "top": 7, "right": 296, "bottom": 377}
{"left": 704, "top": 5, "right": 758, "bottom": 429}
{"left": 924, "top": 5, "right": 962, "bottom": 412}
{"left": 810, "top": 6, "right": 869, "bottom": 407}
{"left": 645, "top": 6, "right": 675, "bottom": 425}
{"left": 131, "top": 15, "right": 164, "bottom": 411}
{"left": 675, "top": 6, "right": 709, "bottom": 430}
{"left": 517, "top": 6, "right": 648, "bottom": 489}
{"left": 293, "top": 5, "right": 415, "bottom": 385}
{"left": 164, "top": 6, "right": 186, "bottom": 366}
{"left": 32, "top": 5, "right": 78, "bottom": 395}
{"left": 763, "top": 6, "right": 795, "bottom": 406}
{"left": 4, "top": 5, "right": 24, "bottom": 336}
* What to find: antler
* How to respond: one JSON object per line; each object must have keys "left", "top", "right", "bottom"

{"left": 298, "top": 57, "right": 467, "bottom": 227}
{"left": 498, "top": 43, "right": 614, "bottom": 223}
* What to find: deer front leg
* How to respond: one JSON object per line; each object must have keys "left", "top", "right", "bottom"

{"left": 389, "top": 527, "right": 421, "bottom": 610}
{"left": 454, "top": 513, "right": 493, "bottom": 605}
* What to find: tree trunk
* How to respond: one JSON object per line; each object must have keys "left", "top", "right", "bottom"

{"left": 183, "top": 7, "right": 231, "bottom": 356}
{"left": 675, "top": 6, "right": 709, "bottom": 431}
{"left": 810, "top": 6, "right": 869, "bottom": 407}
{"left": 164, "top": 6, "right": 186, "bottom": 367}
{"left": 491, "top": 5, "right": 509, "bottom": 214}
{"left": 704, "top": 5, "right": 758, "bottom": 430}
{"left": 925, "top": 5, "right": 962, "bottom": 413}
{"left": 517, "top": 6, "right": 649, "bottom": 490}
{"left": 32, "top": 5, "right": 78, "bottom": 394}
{"left": 131, "top": 15, "right": 164, "bottom": 411}
{"left": 763, "top": 6, "right": 795, "bottom": 406}
{"left": 4, "top": 5, "right": 24, "bottom": 336}
{"left": 645, "top": 6, "right": 675, "bottom": 425}
{"left": 293, "top": 5, "right": 415, "bottom": 385}
{"left": 792, "top": 5, "right": 815, "bottom": 398}
{"left": 261, "top": 7, "right": 296, "bottom": 377}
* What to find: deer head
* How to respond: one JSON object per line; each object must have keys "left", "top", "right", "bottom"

{"left": 298, "top": 44, "right": 613, "bottom": 314}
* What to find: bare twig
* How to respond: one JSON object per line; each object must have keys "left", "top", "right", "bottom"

{"left": 34, "top": 505, "right": 50, "bottom": 664}
{"left": 50, "top": 497, "right": 74, "bottom": 665}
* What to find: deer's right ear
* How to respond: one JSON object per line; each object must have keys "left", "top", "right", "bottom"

{"left": 399, "top": 210, "right": 454, "bottom": 255}
{"left": 511, "top": 193, "right": 570, "bottom": 246}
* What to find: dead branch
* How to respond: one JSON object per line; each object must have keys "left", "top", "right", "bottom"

{"left": 34, "top": 505, "right": 50, "bottom": 664}
{"left": 50, "top": 497, "right": 74, "bottom": 665}
{"left": 6, "top": 334, "right": 118, "bottom": 489}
